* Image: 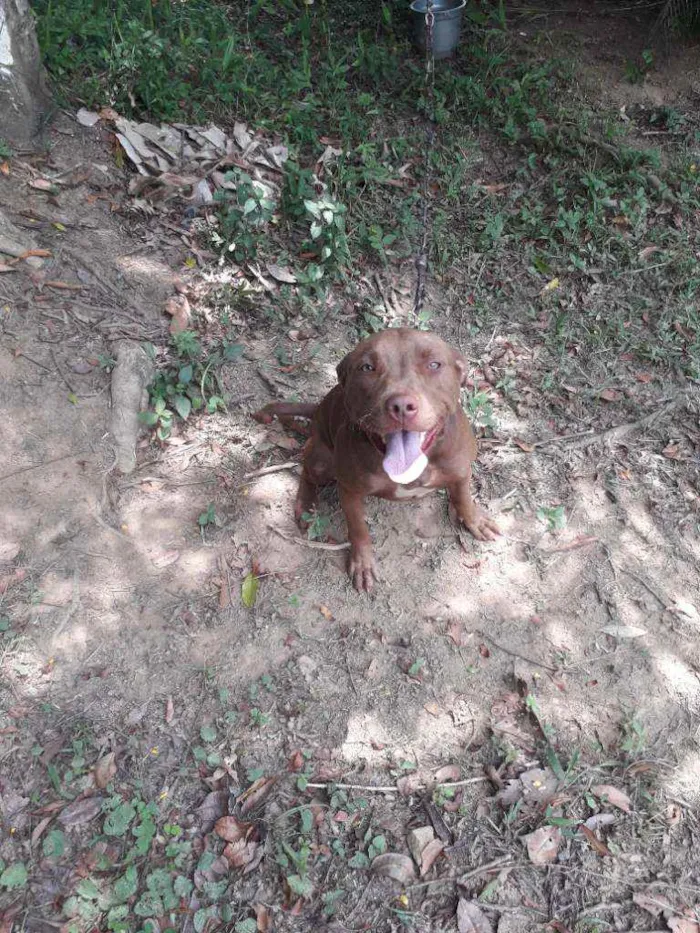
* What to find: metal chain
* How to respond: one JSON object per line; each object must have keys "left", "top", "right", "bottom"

{"left": 412, "top": 0, "right": 436, "bottom": 320}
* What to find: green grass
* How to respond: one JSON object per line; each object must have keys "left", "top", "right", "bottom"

{"left": 34, "top": 0, "right": 700, "bottom": 375}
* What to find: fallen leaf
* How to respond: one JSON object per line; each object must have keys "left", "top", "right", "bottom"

{"left": 215, "top": 815, "right": 252, "bottom": 843}
{"left": 638, "top": 245, "right": 660, "bottom": 262}
{"left": 419, "top": 838, "right": 445, "bottom": 876}
{"left": 599, "top": 388, "right": 622, "bottom": 402}
{"left": 29, "top": 178, "right": 58, "bottom": 193}
{"left": 164, "top": 294, "right": 191, "bottom": 334}
{"left": 524, "top": 825, "right": 561, "bottom": 866}
{"left": 30, "top": 816, "right": 53, "bottom": 847}
{"left": 434, "top": 764, "right": 461, "bottom": 783}
{"left": 76, "top": 108, "right": 101, "bottom": 127}
{"left": 266, "top": 263, "right": 297, "bottom": 284}
{"left": 288, "top": 750, "right": 304, "bottom": 772}
{"left": 631, "top": 890, "right": 673, "bottom": 917}
{"left": 165, "top": 696, "right": 174, "bottom": 723}
{"left": 254, "top": 903, "right": 271, "bottom": 932}
{"left": 447, "top": 620, "right": 472, "bottom": 647}
{"left": 0, "top": 161, "right": 9, "bottom": 176}
{"left": 0, "top": 904, "right": 22, "bottom": 933}
{"left": 635, "top": 371, "right": 653, "bottom": 383}
{"left": 69, "top": 360, "right": 94, "bottom": 375}
{"left": 94, "top": 752, "right": 117, "bottom": 789}
{"left": 670, "top": 598, "right": 700, "bottom": 624}
{"left": 223, "top": 837, "right": 259, "bottom": 870}
{"left": 0, "top": 261, "right": 16, "bottom": 273}
{"left": 665, "top": 803, "right": 682, "bottom": 826}
{"left": 668, "top": 918, "right": 700, "bottom": 933}
{"left": 396, "top": 773, "right": 423, "bottom": 796}
{"left": 545, "top": 535, "right": 598, "bottom": 553}
{"left": 579, "top": 824, "right": 612, "bottom": 858}
{"left": 601, "top": 624, "right": 647, "bottom": 639}
{"left": 58, "top": 796, "right": 103, "bottom": 827}
{"left": 196, "top": 790, "right": 229, "bottom": 831}
{"left": 584, "top": 813, "right": 615, "bottom": 831}
{"left": 241, "top": 572, "right": 259, "bottom": 609}
{"left": 591, "top": 784, "right": 631, "bottom": 813}
{"left": 318, "top": 604, "right": 334, "bottom": 621}
{"left": 152, "top": 550, "right": 180, "bottom": 569}
{"left": 520, "top": 768, "right": 559, "bottom": 805}
{"left": 662, "top": 443, "right": 682, "bottom": 460}
{"left": 19, "top": 248, "right": 51, "bottom": 259}
{"left": 239, "top": 776, "right": 276, "bottom": 816}
{"left": 492, "top": 718, "right": 535, "bottom": 751}
{"left": 407, "top": 826, "right": 434, "bottom": 865}
{"left": 423, "top": 701, "right": 442, "bottom": 717}
{"left": 44, "top": 280, "right": 83, "bottom": 290}
{"left": 513, "top": 437, "right": 535, "bottom": 453}
{"left": 457, "top": 898, "right": 493, "bottom": 932}
{"left": 370, "top": 852, "right": 416, "bottom": 884}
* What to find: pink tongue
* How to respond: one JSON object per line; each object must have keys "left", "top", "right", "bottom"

{"left": 383, "top": 431, "right": 425, "bottom": 482}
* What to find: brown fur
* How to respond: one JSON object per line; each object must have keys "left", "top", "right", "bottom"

{"left": 254, "top": 328, "right": 499, "bottom": 591}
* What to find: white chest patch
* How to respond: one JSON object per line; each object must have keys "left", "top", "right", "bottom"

{"left": 394, "top": 485, "right": 434, "bottom": 500}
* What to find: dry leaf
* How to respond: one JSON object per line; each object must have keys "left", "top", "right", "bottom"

{"left": 631, "top": 890, "right": 673, "bottom": 917}
{"left": 447, "top": 620, "right": 472, "bottom": 647}
{"left": 525, "top": 825, "right": 561, "bottom": 865}
{"left": 638, "top": 245, "right": 660, "bottom": 261}
{"left": 152, "top": 550, "right": 180, "bottom": 569}
{"left": 0, "top": 261, "right": 16, "bottom": 273}
{"left": 434, "top": 764, "right": 461, "bottom": 783}
{"left": 94, "top": 752, "right": 117, "bottom": 789}
{"left": 520, "top": 768, "right": 559, "bottom": 805}
{"left": 76, "top": 108, "right": 101, "bottom": 127}
{"left": 29, "top": 178, "right": 57, "bottom": 192}
{"left": 254, "top": 903, "right": 271, "bottom": 932}
{"left": 546, "top": 535, "right": 598, "bottom": 553}
{"left": 31, "top": 816, "right": 53, "bottom": 847}
{"left": 420, "top": 838, "right": 445, "bottom": 876}
{"left": 591, "top": 784, "right": 631, "bottom": 813}
{"left": 601, "top": 624, "right": 647, "bottom": 639}
{"left": 58, "top": 796, "right": 103, "bottom": 827}
{"left": 266, "top": 263, "right": 297, "bottom": 284}
{"left": 44, "top": 280, "right": 83, "bottom": 290}
{"left": 318, "top": 604, "right": 334, "bottom": 621}
{"left": 584, "top": 813, "right": 615, "bottom": 831}
{"left": 579, "top": 824, "right": 612, "bottom": 858}
{"left": 513, "top": 437, "right": 535, "bottom": 453}
{"left": 0, "top": 161, "right": 9, "bottom": 176}
{"left": 164, "top": 696, "right": 174, "bottom": 723}
{"left": 407, "top": 826, "right": 434, "bottom": 864}
{"left": 215, "top": 816, "right": 252, "bottom": 843}
{"left": 196, "top": 789, "right": 229, "bottom": 831}
{"left": 670, "top": 598, "right": 700, "bottom": 624}
{"left": 599, "top": 388, "right": 622, "bottom": 402}
{"left": 0, "top": 568, "right": 26, "bottom": 594}
{"left": 396, "top": 773, "right": 423, "bottom": 796}
{"left": 164, "top": 294, "right": 191, "bottom": 334}
{"left": 669, "top": 918, "right": 700, "bottom": 933}
{"left": 223, "top": 837, "right": 259, "bottom": 870}
{"left": 370, "top": 852, "right": 416, "bottom": 884}
{"left": 665, "top": 803, "right": 682, "bottom": 826}
{"left": 423, "top": 701, "right": 442, "bottom": 717}
{"left": 662, "top": 443, "right": 682, "bottom": 460}
{"left": 457, "top": 898, "right": 493, "bottom": 933}
{"left": 239, "top": 776, "right": 276, "bottom": 816}
{"left": 288, "top": 750, "right": 304, "bottom": 772}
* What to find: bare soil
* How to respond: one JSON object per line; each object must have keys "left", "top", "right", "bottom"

{"left": 2, "top": 4, "right": 700, "bottom": 932}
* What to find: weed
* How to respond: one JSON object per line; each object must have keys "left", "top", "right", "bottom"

{"left": 213, "top": 170, "right": 275, "bottom": 263}
{"left": 197, "top": 503, "right": 217, "bottom": 531}
{"left": 464, "top": 390, "right": 495, "bottom": 429}
{"left": 536, "top": 505, "right": 567, "bottom": 532}
{"left": 302, "top": 510, "right": 331, "bottom": 541}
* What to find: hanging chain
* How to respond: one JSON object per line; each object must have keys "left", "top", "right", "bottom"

{"left": 412, "top": 0, "right": 436, "bottom": 320}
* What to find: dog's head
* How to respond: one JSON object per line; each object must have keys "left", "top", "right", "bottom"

{"left": 336, "top": 329, "right": 466, "bottom": 479}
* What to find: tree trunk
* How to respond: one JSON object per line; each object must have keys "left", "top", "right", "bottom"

{"left": 0, "top": 0, "right": 51, "bottom": 147}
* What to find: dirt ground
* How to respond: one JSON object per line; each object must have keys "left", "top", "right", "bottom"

{"left": 2, "top": 3, "right": 700, "bottom": 932}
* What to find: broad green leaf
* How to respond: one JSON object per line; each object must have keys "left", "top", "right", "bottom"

{"left": 42, "top": 829, "right": 66, "bottom": 858}
{"left": 113, "top": 865, "right": 138, "bottom": 902}
{"left": 200, "top": 724, "right": 217, "bottom": 742}
{"left": 178, "top": 364, "right": 193, "bottom": 385}
{"left": 287, "top": 874, "right": 313, "bottom": 898}
{"left": 174, "top": 875, "right": 193, "bottom": 897}
{"left": 174, "top": 395, "right": 191, "bottom": 419}
{"left": 138, "top": 410, "right": 159, "bottom": 426}
{"left": 0, "top": 862, "right": 28, "bottom": 889}
{"left": 104, "top": 801, "right": 136, "bottom": 837}
{"left": 134, "top": 891, "right": 164, "bottom": 917}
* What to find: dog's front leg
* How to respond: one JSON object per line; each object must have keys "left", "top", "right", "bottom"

{"left": 339, "top": 485, "right": 376, "bottom": 592}
{"left": 447, "top": 466, "right": 500, "bottom": 542}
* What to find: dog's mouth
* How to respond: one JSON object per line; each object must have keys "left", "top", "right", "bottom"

{"left": 380, "top": 424, "right": 440, "bottom": 485}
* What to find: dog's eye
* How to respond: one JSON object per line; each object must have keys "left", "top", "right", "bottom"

{"left": 359, "top": 363, "right": 375, "bottom": 372}
{"left": 427, "top": 361, "right": 442, "bottom": 371}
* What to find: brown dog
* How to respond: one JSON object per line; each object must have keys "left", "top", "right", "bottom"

{"left": 254, "top": 328, "right": 499, "bottom": 591}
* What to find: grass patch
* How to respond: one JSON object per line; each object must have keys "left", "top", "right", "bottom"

{"left": 34, "top": 1, "right": 700, "bottom": 370}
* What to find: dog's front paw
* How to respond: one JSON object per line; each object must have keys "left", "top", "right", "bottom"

{"left": 349, "top": 545, "right": 377, "bottom": 593}
{"left": 463, "top": 507, "right": 500, "bottom": 542}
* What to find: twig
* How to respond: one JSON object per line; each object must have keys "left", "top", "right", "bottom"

{"left": 50, "top": 349, "right": 76, "bottom": 394}
{"left": 408, "top": 856, "right": 516, "bottom": 891}
{"left": 533, "top": 396, "right": 684, "bottom": 450}
{"left": 269, "top": 526, "right": 351, "bottom": 551}
{"left": 0, "top": 451, "right": 84, "bottom": 483}
{"left": 305, "top": 777, "right": 489, "bottom": 793}
{"left": 476, "top": 631, "right": 558, "bottom": 673}
{"left": 243, "top": 461, "right": 299, "bottom": 479}
{"left": 620, "top": 568, "right": 666, "bottom": 607}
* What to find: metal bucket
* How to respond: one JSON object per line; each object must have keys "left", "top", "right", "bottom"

{"left": 410, "top": 0, "right": 466, "bottom": 60}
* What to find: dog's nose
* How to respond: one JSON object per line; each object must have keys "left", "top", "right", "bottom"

{"left": 386, "top": 394, "right": 419, "bottom": 424}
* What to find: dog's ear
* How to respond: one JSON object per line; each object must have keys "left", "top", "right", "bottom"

{"left": 454, "top": 351, "right": 468, "bottom": 387}
{"left": 336, "top": 350, "right": 353, "bottom": 386}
